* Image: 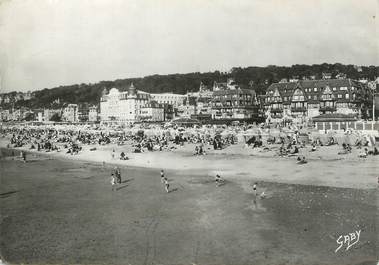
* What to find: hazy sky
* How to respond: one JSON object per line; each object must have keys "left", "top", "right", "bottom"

{"left": 0, "top": 0, "right": 378, "bottom": 92}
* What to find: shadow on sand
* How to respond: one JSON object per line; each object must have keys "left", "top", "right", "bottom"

{"left": 121, "top": 178, "right": 134, "bottom": 184}
{"left": 0, "top": 190, "right": 19, "bottom": 198}
{"left": 116, "top": 185, "right": 129, "bottom": 191}
{"left": 169, "top": 188, "right": 179, "bottom": 193}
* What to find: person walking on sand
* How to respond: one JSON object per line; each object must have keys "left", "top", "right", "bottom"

{"left": 111, "top": 149, "right": 115, "bottom": 159}
{"left": 160, "top": 170, "right": 165, "bottom": 183}
{"left": 164, "top": 177, "right": 169, "bottom": 193}
{"left": 111, "top": 172, "right": 117, "bottom": 191}
{"left": 252, "top": 182, "right": 258, "bottom": 198}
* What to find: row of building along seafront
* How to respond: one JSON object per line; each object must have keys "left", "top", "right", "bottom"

{"left": 99, "top": 78, "right": 376, "bottom": 124}
{"left": 1, "top": 77, "right": 377, "bottom": 124}
{"left": 99, "top": 79, "right": 260, "bottom": 124}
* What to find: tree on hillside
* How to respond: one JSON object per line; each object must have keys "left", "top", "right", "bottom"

{"left": 2, "top": 63, "right": 378, "bottom": 110}
{"left": 50, "top": 113, "right": 61, "bottom": 122}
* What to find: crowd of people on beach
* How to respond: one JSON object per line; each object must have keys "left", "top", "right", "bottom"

{"left": 1, "top": 122, "right": 378, "bottom": 198}
{"left": 1, "top": 122, "right": 378, "bottom": 167}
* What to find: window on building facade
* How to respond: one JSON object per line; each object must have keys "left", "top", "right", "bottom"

{"left": 345, "top": 94, "right": 349, "bottom": 99}
{"left": 338, "top": 94, "right": 342, "bottom": 98}
{"left": 314, "top": 95, "right": 317, "bottom": 100}
{"left": 314, "top": 87, "right": 317, "bottom": 92}
{"left": 333, "top": 87, "right": 336, "bottom": 91}
{"left": 340, "top": 87, "right": 347, "bottom": 91}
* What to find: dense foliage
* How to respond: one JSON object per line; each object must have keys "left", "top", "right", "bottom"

{"left": 3, "top": 63, "right": 378, "bottom": 109}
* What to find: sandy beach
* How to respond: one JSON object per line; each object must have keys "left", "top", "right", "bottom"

{"left": 1, "top": 130, "right": 378, "bottom": 265}
{"left": 1, "top": 136, "right": 378, "bottom": 190}
{"left": 1, "top": 151, "right": 378, "bottom": 265}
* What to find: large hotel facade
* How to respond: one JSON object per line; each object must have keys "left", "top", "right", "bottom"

{"left": 100, "top": 84, "right": 151, "bottom": 123}
{"left": 264, "top": 79, "right": 369, "bottom": 123}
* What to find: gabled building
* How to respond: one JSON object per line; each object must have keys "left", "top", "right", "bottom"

{"left": 177, "top": 95, "right": 197, "bottom": 118}
{"left": 211, "top": 81, "right": 259, "bottom": 120}
{"left": 194, "top": 82, "right": 213, "bottom": 116}
{"left": 265, "top": 79, "right": 369, "bottom": 123}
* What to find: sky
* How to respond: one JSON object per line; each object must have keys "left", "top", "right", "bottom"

{"left": 0, "top": 0, "right": 378, "bottom": 92}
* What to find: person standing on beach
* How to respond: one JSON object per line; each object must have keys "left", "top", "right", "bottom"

{"left": 111, "top": 149, "right": 115, "bottom": 159}
{"left": 111, "top": 172, "right": 116, "bottom": 191}
{"left": 116, "top": 166, "right": 121, "bottom": 184}
{"left": 22, "top": 151, "right": 26, "bottom": 163}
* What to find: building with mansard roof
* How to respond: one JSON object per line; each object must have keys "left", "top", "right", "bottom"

{"left": 150, "top": 92, "right": 185, "bottom": 107}
{"left": 264, "top": 79, "right": 369, "bottom": 123}
{"left": 100, "top": 83, "right": 151, "bottom": 124}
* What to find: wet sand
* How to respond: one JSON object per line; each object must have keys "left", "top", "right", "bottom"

{"left": 0, "top": 151, "right": 378, "bottom": 265}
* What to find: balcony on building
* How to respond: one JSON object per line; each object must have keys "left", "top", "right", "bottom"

{"left": 290, "top": 102, "right": 307, "bottom": 112}
{"left": 291, "top": 106, "right": 307, "bottom": 112}
{"left": 319, "top": 105, "right": 337, "bottom": 112}
{"left": 270, "top": 107, "right": 283, "bottom": 114}
{"left": 271, "top": 112, "right": 283, "bottom": 118}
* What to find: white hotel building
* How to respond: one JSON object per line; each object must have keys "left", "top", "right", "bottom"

{"left": 100, "top": 84, "right": 151, "bottom": 123}
{"left": 100, "top": 83, "right": 185, "bottom": 123}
